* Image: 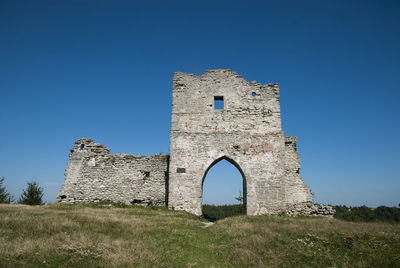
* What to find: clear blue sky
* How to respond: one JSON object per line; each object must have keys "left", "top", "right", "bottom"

{"left": 1, "top": 0, "right": 399, "bottom": 207}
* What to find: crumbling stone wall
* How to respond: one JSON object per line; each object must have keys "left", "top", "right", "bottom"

{"left": 284, "top": 136, "right": 314, "bottom": 205}
{"left": 168, "top": 70, "right": 314, "bottom": 216}
{"left": 57, "top": 138, "right": 168, "bottom": 205}
{"left": 57, "top": 69, "right": 332, "bottom": 217}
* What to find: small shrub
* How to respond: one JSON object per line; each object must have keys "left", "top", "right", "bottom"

{"left": 278, "top": 211, "right": 288, "bottom": 217}
{"left": 18, "top": 181, "right": 44, "bottom": 205}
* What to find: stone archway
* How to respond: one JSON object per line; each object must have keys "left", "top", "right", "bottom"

{"left": 201, "top": 156, "right": 247, "bottom": 215}
{"left": 57, "top": 70, "right": 318, "bottom": 216}
{"left": 167, "top": 70, "right": 314, "bottom": 216}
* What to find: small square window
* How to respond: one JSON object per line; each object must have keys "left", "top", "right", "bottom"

{"left": 214, "top": 96, "right": 224, "bottom": 110}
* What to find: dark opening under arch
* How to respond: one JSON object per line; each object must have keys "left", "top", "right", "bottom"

{"left": 201, "top": 156, "right": 247, "bottom": 216}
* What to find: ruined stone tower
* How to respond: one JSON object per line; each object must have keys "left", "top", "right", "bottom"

{"left": 57, "top": 69, "right": 328, "bottom": 216}
{"left": 167, "top": 70, "right": 312, "bottom": 215}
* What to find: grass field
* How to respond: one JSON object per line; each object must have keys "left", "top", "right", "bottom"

{"left": 0, "top": 203, "right": 399, "bottom": 267}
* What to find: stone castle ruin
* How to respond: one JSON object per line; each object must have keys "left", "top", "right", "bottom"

{"left": 57, "top": 69, "right": 334, "bottom": 216}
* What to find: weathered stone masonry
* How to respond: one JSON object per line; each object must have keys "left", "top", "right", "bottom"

{"left": 57, "top": 138, "right": 168, "bottom": 206}
{"left": 57, "top": 69, "right": 334, "bottom": 216}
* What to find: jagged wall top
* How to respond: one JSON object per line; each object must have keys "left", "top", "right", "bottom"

{"left": 171, "top": 69, "right": 282, "bottom": 135}
{"left": 70, "top": 138, "right": 110, "bottom": 156}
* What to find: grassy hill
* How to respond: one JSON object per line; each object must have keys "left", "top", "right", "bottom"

{"left": 0, "top": 203, "right": 399, "bottom": 267}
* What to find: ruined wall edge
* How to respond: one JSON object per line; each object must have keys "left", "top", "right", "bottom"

{"left": 57, "top": 138, "right": 168, "bottom": 205}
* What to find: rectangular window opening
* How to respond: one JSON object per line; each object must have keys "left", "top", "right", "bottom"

{"left": 214, "top": 96, "right": 224, "bottom": 110}
{"left": 176, "top": 168, "right": 186, "bottom": 173}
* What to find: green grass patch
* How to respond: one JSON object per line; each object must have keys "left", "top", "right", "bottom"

{"left": 0, "top": 203, "right": 399, "bottom": 267}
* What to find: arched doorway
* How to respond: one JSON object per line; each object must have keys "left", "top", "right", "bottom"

{"left": 201, "top": 156, "right": 247, "bottom": 219}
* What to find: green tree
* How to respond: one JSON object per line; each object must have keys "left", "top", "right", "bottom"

{"left": 235, "top": 190, "right": 243, "bottom": 204}
{"left": 235, "top": 190, "right": 244, "bottom": 214}
{"left": 0, "top": 176, "right": 14, "bottom": 203}
{"left": 18, "top": 181, "right": 44, "bottom": 205}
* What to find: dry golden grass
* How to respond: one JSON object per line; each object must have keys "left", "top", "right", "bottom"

{"left": 0, "top": 203, "right": 399, "bottom": 267}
